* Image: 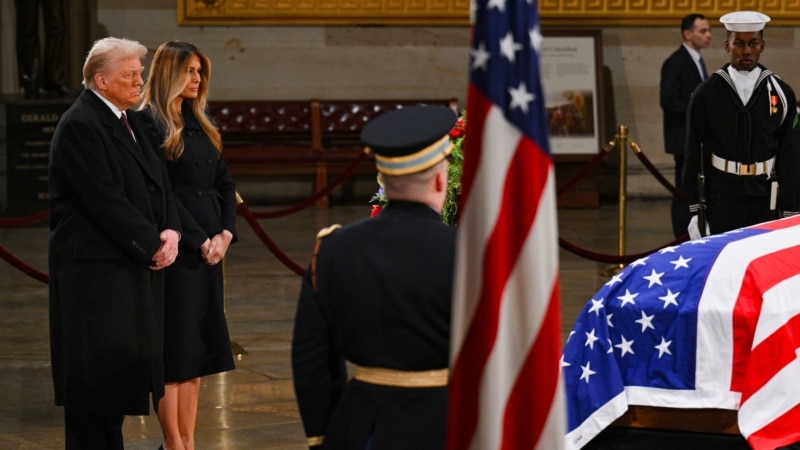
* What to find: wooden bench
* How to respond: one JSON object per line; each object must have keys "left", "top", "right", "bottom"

{"left": 209, "top": 98, "right": 459, "bottom": 208}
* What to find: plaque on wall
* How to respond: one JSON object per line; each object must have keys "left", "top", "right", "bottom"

{"left": 1, "top": 97, "right": 72, "bottom": 217}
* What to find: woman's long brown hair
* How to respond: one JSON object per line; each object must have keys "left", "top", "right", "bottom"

{"left": 139, "top": 41, "right": 222, "bottom": 161}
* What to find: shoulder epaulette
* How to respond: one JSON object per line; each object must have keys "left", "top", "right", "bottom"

{"left": 311, "top": 225, "right": 341, "bottom": 291}
{"left": 316, "top": 224, "right": 342, "bottom": 239}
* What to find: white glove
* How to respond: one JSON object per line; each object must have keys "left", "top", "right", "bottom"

{"left": 688, "top": 215, "right": 710, "bottom": 240}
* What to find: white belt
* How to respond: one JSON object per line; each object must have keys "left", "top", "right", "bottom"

{"left": 711, "top": 154, "right": 774, "bottom": 176}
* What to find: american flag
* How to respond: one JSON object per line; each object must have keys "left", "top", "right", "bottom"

{"left": 562, "top": 216, "right": 800, "bottom": 450}
{"left": 447, "top": 0, "right": 565, "bottom": 448}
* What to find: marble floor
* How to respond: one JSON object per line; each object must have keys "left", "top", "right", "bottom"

{"left": 0, "top": 193, "right": 675, "bottom": 449}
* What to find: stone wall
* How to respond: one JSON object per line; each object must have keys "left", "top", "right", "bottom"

{"left": 2, "top": 0, "right": 799, "bottom": 197}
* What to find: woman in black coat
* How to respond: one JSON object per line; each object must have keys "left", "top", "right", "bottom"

{"left": 137, "top": 41, "right": 237, "bottom": 450}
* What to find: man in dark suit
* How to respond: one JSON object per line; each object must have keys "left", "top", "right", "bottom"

{"left": 291, "top": 104, "right": 457, "bottom": 449}
{"left": 660, "top": 13, "right": 712, "bottom": 238}
{"left": 48, "top": 37, "right": 181, "bottom": 449}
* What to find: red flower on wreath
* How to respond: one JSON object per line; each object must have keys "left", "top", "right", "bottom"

{"left": 449, "top": 117, "right": 465, "bottom": 139}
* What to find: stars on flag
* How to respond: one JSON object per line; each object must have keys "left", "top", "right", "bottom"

{"left": 617, "top": 289, "right": 638, "bottom": 307}
{"left": 471, "top": 42, "right": 490, "bottom": 71}
{"left": 659, "top": 289, "right": 680, "bottom": 308}
{"left": 670, "top": 255, "right": 692, "bottom": 269}
{"left": 606, "top": 273, "right": 624, "bottom": 287}
{"left": 529, "top": 24, "right": 543, "bottom": 52}
{"left": 634, "top": 310, "right": 655, "bottom": 333}
{"left": 509, "top": 82, "right": 535, "bottom": 113}
{"left": 580, "top": 361, "right": 596, "bottom": 383}
{"left": 615, "top": 335, "right": 635, "bottom": 357}
{"left": 588, "top": 298, "right": 604, "bottom": 316}
{"left": 655, "top": 337, "right": 673, "bottom": 358}
{"left": 584, "top": 328, "right": 599, "bottom": 349}
{"left": 499, "top": 32, "right": 522, "bottom": 63}
{"left": 562, "top": 222, "right": 800, "bottom": 447}
{"left": 562, "top": 243, "right": 702, "bottom": 395}
{"left": 643, "top": 269, "right": 664, "bottom": 288}
{"left": 487, "top": 0, "right": 505, "bottom": 12}
{"left": 466, "top": 0, "right": 548, "bottom": 139}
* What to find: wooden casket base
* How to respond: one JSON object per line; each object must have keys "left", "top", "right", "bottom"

{"left": 612, "top": 405, "right": 740, "bottom": 434}
{"left": 582, "top": 406, "right": 750, "bottom": 450}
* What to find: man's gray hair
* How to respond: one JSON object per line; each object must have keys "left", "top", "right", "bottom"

{"left": 82, "top": 37, "right": 147, "bottom": 89}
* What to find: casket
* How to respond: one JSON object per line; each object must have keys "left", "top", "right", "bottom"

{"left": 562, "top": 216, "right": 800, "bottom": 450}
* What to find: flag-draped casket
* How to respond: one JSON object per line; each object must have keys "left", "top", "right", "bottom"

{"left": 562, "top": 216, "right": 800, "bottom": 450}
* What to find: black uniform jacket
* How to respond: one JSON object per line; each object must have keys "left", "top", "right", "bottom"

{"left": 682, "top": 64, "right": 800, "bottom": 212}
{"left": 48, "top": 90, "right": 181, "bottom": 415}
{"left": 660, "top": 45, "right": 705, "bottom": 155}
{"left": 292, "top": 200, "right": 456, "bottom": 450}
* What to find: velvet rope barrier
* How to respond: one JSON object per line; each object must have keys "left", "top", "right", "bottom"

{"left": 556, "top": 141, "right": 613, "bottom": 197}
{"left": 249, "top": 152, "right": 369, "bottom": 219}
{"left": 0, "top": 137, "right": 691, "bottom": 279}
{"left": 631, "top": 141, "right": 688, "bottom": 202}
{"left": 0, "top": 210, "right": 49, "bottom": 227}
{"left": 558, "top": 235, "right": 689, "bottom": 265}
{"left": 0, "top": 245, "right": 48, "bottom": 284}
{"left": 235, "top": 198, "right": 305, "bottom": 276}
{"left": 553, "top": 136, "right": 691, "bottom": 263}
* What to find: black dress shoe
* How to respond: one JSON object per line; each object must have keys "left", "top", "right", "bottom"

{"left": 43, "top": 84, "right": 78, "bottom": 97}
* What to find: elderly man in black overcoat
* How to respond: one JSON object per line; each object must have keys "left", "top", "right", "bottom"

{"left": 48, "top": 36, "right": 181, "bottom": 449}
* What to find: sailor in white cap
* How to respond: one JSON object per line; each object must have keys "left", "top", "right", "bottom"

{"left": 682, "top": 11, "right": 800, "bottom": 239}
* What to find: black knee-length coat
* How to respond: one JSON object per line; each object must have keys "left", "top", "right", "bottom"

{"left": 138, "top": 103, "right": 237, "bottom": 382}
{"left": 48, "top": 90, "right": 181, "bottom": 415}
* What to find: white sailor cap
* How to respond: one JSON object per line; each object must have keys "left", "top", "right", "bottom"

{"left": 720, "top": 11, "right": 770, "bottom": 32}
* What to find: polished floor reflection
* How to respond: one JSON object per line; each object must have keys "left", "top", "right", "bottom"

{"left": 0, "top": 197, "right": 673, "bottom": 449}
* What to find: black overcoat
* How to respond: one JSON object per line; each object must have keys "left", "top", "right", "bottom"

{"left": 137, "top": 104, "right": 237, "bottom": 382}
{"left": 292, "top": 201, "right": 456, "bottom": 450}
{"left": 48, "top": 90, "right": 180, "bottom": 415}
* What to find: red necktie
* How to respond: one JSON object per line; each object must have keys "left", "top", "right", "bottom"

{"left": 120, "top": 112, "right": 135, "bottom": 141}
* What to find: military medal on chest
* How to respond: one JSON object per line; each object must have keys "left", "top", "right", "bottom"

{"left": 768, "top": 80, "right": 779, "bottom": 115}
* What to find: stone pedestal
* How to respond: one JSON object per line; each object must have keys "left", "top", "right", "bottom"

{"left": 1, "top": 95, "right": 72, "bottom": 217}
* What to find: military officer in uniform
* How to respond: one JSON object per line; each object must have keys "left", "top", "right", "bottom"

{"left": 683, "top": 11, "right": 800, "bottom": 239}
{"left": 291, "top": 104, "right": 457, "bottom": 449}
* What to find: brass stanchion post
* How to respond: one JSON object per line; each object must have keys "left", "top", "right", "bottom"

{"left": 602, "top": 125, "right": 628, "bottom": 276}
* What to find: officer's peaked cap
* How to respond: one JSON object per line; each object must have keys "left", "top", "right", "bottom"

{"left": 361, "top": 104, "right": 457, "bottom": 176}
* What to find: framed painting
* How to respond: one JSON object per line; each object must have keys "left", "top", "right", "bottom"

{"left": 541, "top": 29, "right": 604, "bottom": 156}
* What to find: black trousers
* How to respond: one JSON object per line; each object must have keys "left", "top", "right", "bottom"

{"left": 671, "top": 154, "right": 690, "bottom": 239}
{"left": 14, "top": 0, "right": 68, "bottom": 89}
{"left": 706, "top": 187, "right": 776, "bottom": 235}
{"left": 64, "top": 407, "right": 124, "bottom": 450}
